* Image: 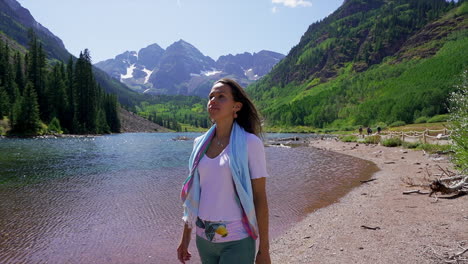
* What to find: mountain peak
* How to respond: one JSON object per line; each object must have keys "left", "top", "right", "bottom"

{"left": 140, "top": 43, "right": 163, "bottom": 51}
{"left": 168, "top": 39, "right": 198, "bottom": 51}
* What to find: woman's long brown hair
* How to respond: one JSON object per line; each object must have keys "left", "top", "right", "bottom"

{"left": 215, "top": 78, "right": 262, "bottom": 136}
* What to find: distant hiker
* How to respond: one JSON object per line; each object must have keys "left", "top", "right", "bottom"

{"left": 377, "top": 126, "right": 381, "bottom": 134}
{"left": 367, "top": 127, "right": 372, "bottom": 135}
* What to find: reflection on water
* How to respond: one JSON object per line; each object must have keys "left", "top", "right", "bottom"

{"left": 0, "top": 133, "right": 377, "bottom": 263}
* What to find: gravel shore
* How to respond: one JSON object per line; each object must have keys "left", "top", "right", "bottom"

{"left": 270, "top": 138, "right": 467, "bottom": 264}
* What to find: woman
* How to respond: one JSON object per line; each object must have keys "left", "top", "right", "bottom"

{"left": 177, "top": 78, "right": 270, "bottom": 264}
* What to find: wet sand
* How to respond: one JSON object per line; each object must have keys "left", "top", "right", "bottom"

{"left": 271, "top": 138, "right": 468, "bottom": 264}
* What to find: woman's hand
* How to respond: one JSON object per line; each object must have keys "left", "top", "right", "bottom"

{"left": 177, "top": 223, "right": 192, "bottom": 263}
{"left": 177, "top": 242, "right": 192, "bottom": 263}
{"left": 256, "top": 249, "right": 271, "bottom": 264}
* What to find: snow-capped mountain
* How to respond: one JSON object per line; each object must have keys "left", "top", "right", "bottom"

{"left": 95, "top": 40, "right": 284, "bottom": 97}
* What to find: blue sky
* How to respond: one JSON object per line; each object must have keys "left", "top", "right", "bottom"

{"left": 16, "top": 0, "right": 343, "bottom": 63}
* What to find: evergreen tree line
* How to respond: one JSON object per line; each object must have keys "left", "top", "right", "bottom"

{"left": 136, "top": 95, "right": 211, "bottom": 132}
{"left": 146, "top": 112, "right": 210, "bottom": 131}
{"left": 0, "top": 31, "right": 120, "bottom": 135}
{"left": 140, "top": 106, "right": 211, "bottom": 132}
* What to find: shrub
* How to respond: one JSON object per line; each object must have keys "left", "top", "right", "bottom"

{"left": 47, "top": 117, "right": 63, "bottom": 134}
{"left": 342, "top": 126, "right": 355, "bottom": 131}
{"left": 382, "top": 137, "right": 402, "bottom": 147}
{"left": 414, "top": 116, "right": 429, "bottom": 124}
{"left": 372, "top": 122, "right": 388, "bottom": 130}
{"left": 340, "top": 135, "right": 358, "bottom": 142}
{"left": 427, "top": 114, "right": 449, "bottom": 123}
{"left": 448, "top": 70, "right": 468, "bottom": 171}
{"left": 364, "top": 135, "right": 381, "bottom": 144}
{"left": 455, "top": 2, "right": 468, "bottom": 16}
{"left": 389, "top": 121, "right": 406, "bottom": 127}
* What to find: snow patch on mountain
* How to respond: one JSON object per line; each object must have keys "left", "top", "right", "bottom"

{"left": 121, "top": 64, "right": 136, "bottom": 81}
{"left": 201, "top": 69, "right": 222, "bottom": 76}
{"left": 244, "top": 68, "right": 259, "bottom": 80}
{"left": 142, "top": 67, "right": 153, "bottom": 84}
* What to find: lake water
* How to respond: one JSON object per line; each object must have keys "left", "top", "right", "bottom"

{"left": 0, "top": 133, "right": 377, "bottom": 263}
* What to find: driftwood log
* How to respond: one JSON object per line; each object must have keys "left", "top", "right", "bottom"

{"left": 403, "top": 165, "right": 468, "bottom": 198}
{"left": 429, "top": 175, "right": 468, "bottom": 197}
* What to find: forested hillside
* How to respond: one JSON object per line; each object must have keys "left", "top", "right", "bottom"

{"left": 0, "top": 32, "right": 120, "bottom": 135}
{"left": 248, "top": 0, "right": 468, "bottom": 129}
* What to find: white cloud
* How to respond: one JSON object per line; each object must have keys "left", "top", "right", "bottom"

{"left": 272, "top": 0, "right": 312, "bottom": 8}
{"left": 272, "top": 6, "right": 278, "bottom": 13}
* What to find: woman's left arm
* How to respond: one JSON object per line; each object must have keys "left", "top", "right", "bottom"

{"left": 252, "top": 177, "right": 271, "bottom": 264}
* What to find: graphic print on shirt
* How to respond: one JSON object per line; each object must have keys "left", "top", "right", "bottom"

{"left": 196, "top": 217, "right": 229, "bottom": 241}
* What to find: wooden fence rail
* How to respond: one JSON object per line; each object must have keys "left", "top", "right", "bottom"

{"left": 380, "top": 129, "right": 452, "bottom": 144}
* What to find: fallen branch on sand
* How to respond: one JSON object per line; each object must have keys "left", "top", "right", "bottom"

{"left": 360, "top": 179, "right": 377, "bottom": 184}
{"left": 402, "top": 190, "right": 430, "bottom": 195}
{"left": 360, "top": 225, "right": 381, "bottom": 230}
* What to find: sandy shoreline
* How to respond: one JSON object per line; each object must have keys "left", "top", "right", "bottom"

{"left": 271, "top": 138, "right": 467, "bottom": 264}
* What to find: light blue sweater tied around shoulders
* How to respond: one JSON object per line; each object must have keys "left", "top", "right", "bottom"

{"left": 180, "top": 121, "right": 258, "bottom": 240}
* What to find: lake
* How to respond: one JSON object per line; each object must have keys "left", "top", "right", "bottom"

{"left": 0, "top": 133, "right": 377, "bottom": 263}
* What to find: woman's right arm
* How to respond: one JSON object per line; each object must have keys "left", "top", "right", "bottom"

{"left": 177, "top": 223, "right": 192, "bottom": 263}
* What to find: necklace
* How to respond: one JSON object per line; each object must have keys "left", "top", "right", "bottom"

{"left": 214, "top": 136, "right": 226, "bottom": 148}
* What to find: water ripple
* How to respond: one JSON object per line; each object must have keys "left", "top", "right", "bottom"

{"left": 0, "top": 133, "right": 377, "bottom": 263}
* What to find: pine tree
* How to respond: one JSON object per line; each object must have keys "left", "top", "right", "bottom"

{"left": 96, "top": 109, "right": 110, "bottom": 134}
{"left": 104, "top": 93, "right": 120, "bottom": 133}
{"left": 12, "top": 82, "right": 42, "bottom": 135}
{"left": 62, "top": 56, "right": 75, "bottom": 132}
{"left": 0, "top": 86, "right": 10, "bottom": 119}
{"left": 26, "top": 30, "right": 47, "bottom": 121}
{"left": 47, "top": 63, "right": 68, "bottom": 123}
{"left": 14, "top": 52, "right": 25, "bottom": 95}
{"left": 73, "top": 49, "right": 98, "bottom": 133}
{"left": 1, "top": 43, "right": 16, "bottom": 104}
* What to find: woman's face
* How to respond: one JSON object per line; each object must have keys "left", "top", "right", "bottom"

{"left": 207, "top": 82, "right": 241, "bottom": 123}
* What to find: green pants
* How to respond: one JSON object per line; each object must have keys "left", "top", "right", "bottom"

{"left": 196, "top": 235, "right": 255, "bottom": 264}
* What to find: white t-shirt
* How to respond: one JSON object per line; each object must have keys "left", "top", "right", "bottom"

{"left": 196, "top": 132, "right": 268, "bottom": 242}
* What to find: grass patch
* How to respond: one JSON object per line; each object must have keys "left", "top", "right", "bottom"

{"left": 339, "top": 135, "right": 359, "bottom": 142}
{"left": 382, "top": 137, "right": 403, "bottom": 147}
{"left": 387, "top": 122, "right": 448, "bottom": 132}
{"left": 402, "top": 141, "right": 421, "bottom": 149}
{"left": 364, "top": 135, "right": 381, "bottom": 144}
{"left": 427, "top": 114, "right": 449, "bottom": 123}
{"left": 389, "top": 121, "right": 406, "bottom": 127}
{"left": 416, "top": 143, "right": 452, "bottom": 154}
{"left": 264, "top": 125, "right": 316, "bottom": 133}
{"left": 179, "top": 123, "right": 208, "bottom": 132}
{"left": 414, "top": 116, "right": 428, "bottom": 124}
